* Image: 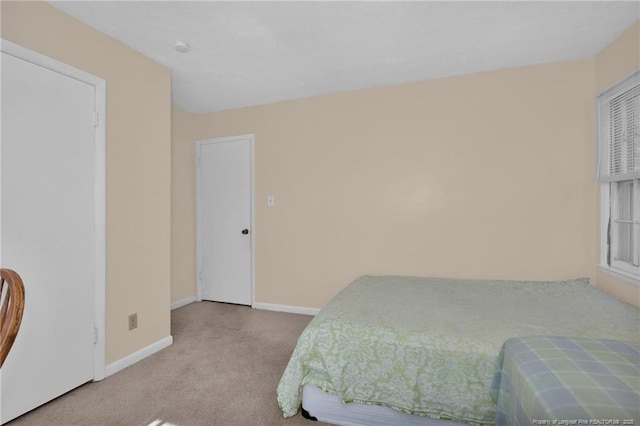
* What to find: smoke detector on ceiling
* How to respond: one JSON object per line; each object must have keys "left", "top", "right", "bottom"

{"left": 174, "top": 41, "right": 189, "bottom": 53}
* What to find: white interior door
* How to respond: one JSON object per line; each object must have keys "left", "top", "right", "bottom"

{"left": 197, "top": 136, "right": 253, "bottom": 305}
{"left": 1, "top": 51, "right": 97, "bottom": 423}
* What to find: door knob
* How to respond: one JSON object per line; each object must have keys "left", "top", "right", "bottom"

{"left": 242, "top": 229, "right": 249, "bottom": 235}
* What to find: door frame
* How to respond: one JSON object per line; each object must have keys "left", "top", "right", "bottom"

{"left": 195, "top": 134, "right": 255, "bottom": 306}
{"left": 0, "top": 39, "right": 107, "bottom": 381}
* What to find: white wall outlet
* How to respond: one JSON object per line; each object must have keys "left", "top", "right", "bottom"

{"left": 267, "top": 195, "right": 275, "bottom": 207}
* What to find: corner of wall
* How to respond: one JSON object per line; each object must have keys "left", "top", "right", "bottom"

{"left": 171, "top": 107, "right": 200, "bottom": 304}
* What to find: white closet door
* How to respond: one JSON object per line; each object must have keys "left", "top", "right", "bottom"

{"left": 198, "top": 137, "right": 253, "bottom": 305}
{"left": 1, "top": 52, "right": 96, "bottom": 423}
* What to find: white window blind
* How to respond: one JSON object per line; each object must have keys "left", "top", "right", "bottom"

{"left": 597, "top": 70, "right": 640, "bottom": 183}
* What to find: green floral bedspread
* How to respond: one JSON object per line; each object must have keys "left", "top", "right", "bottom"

{"left": 276, "top": 275, "right": 639, "bottom": 425}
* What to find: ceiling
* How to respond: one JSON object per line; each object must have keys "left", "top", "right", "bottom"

{"left": 49, "top": 1, "right": 640, "bottom": 114}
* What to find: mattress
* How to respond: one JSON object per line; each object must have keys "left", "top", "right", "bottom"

{"left": 277, "top": 275, "right": 639, "bottom": 425}
{"left": 491, "top": 336, "right": 640, "bottom": 425}
{"left": 302, "top": 383, "right": 468, "bottom": 426}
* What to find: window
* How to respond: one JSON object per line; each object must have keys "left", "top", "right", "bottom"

{"left": 597, "top": 70, "right": 640, "bottom": 282}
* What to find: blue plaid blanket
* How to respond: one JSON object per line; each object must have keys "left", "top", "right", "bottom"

{"left": 491, "top": 336, "right": 639, "bottom": 426}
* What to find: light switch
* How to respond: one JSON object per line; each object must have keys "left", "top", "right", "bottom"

{"left": 267, "top": 195, "right": 275, "bottom": 207}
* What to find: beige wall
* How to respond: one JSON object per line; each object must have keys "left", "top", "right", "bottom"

{"left": 172, "top": 58, "right": 599, "bottom": 309}
{"left": 593, "top": 21, "right": 640, "bottom": 307}
{"left": 2, "top": 1, "right": 173, "bottom": 362}
{"left": 595, "top": 22, "right": 639, "bottom": 92}
{"left": 171, "top": 108, "right": 198, "bottom": 303}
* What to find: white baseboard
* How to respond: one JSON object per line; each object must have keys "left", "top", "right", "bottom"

{"left": 104, "top": 335, "right": 173, "bottom": 378}
{"left": 171, "top": 296, "right": 197, "bottom": 310}
{"left": 253, "top": 302, "right": 320, "bottom": 316}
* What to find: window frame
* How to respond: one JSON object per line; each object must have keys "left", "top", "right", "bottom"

{"left": 597, "top": 70, "right": 640, "bottom": 287}
{"left": 600, "top": 182, "right": 640, "bottom": 286}
{"left": 608, "top": 179, "right": 640, "bottom": 275}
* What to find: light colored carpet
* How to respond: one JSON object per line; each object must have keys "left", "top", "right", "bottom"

{"left": 8, "top": 301, "right": 328, "bottom": 426}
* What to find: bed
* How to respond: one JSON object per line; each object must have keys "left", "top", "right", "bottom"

{"left": 491, "top": 336, "right": 639, "bottom": 425}
{"left": 277, "top": 275, "right": 639, "bottom": 425}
